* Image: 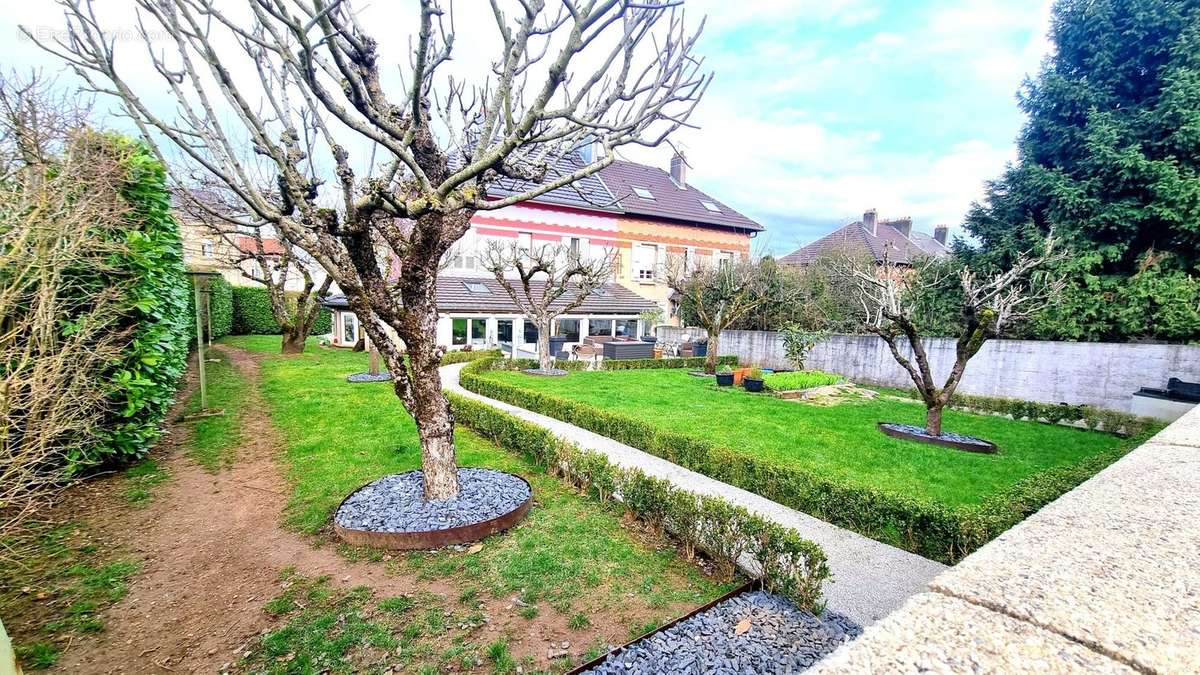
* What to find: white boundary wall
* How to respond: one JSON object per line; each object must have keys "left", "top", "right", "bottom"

{"left": 659, "top": 327, "right": 1200, "bottom": 413}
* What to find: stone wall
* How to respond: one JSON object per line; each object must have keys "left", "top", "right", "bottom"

{"left": 659, "top": 327, "right": 1200, "bottom": 413}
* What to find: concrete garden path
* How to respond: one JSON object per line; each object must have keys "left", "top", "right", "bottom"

{"left": 441, "top": 363, "right": 947, "bottom": 626}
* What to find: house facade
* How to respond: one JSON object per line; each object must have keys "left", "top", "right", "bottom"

{"left": 325, "top": 152, "right": 763, "bottom": 354}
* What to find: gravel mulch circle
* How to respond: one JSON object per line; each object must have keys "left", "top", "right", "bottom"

{"left": 521, "top": 368, "right": 569, "bottom": 377}
{"left": 335, "top": 468, "right": 531, "bottom": 534}
{"left": 878, "top": 422, "right": 998, "bottom": 453}
{"left": 582, "top": 590, "right": 860, "bottom": 674}
{"left": 345, "top": 371, "right": 393, "bottom": 383}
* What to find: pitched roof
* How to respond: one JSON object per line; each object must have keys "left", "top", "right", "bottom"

{"left": 322, "top": 275, "right": 657, "bottom": 316}
{"left": 597, "top": 160, "right": 763, "bottom": 232}
{"left": 483, "top": 154, "right": 763, "bottom": 232}
{"left": 484, "top": 154, "right": 619, "bottom": 212}
{"left": 779, "top": 220, "right": 949, "bottom": 266}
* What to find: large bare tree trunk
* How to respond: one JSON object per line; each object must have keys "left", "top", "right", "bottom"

{"left": 705, "top": 328, "right": 720, "bottom": 374}
{"left": 281, "top": 327, "right": 306, "bottom": 354}
{"left": 925, "top": 406, "right": 943, "bottom": 437}
{"left": 536, "top": 317, "right": 553, "bottom": 371}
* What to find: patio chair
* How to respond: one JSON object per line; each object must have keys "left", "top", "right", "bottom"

{"left": 574, "top": 344, "right": 599, "bottom": 369}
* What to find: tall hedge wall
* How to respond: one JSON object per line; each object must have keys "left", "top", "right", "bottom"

{"left": 96, "top": 136, "right": 192, "bottom": 465}
{"left": 230, "top": 286, "right": 332, "bottom": 336}
{"left": 187, "top": 275, "right": 233, "bottom": 341}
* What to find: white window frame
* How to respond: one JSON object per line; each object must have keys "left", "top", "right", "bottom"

{"left": 634, "top": 243, "right": 658, "bottom": 281}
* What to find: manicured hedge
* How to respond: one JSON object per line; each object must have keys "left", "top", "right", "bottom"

{"left": 459, "top": 357, "right": 1146, "bottom": 563}
{"left": 230, "top": 286, "right": 332, "bottom": 336}
{"left": 882, "top": 388, "right": 1161, "bottom": 438}
{"left": 440, "top": 348, "right": 503, "bottom": 366}
{"left": 489, "top": 355, "right": 737, "bottom": 372}
{"left": 187, "top": 275, "right": 233, "bottom": 341}
{"left": 98, "top": 136, "right": 192, "bottom": 465}
{"left": 448, "top": 390, "right": 830, "bottom": 609}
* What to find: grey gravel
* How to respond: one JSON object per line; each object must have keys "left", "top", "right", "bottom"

{"left": 583, "top": 590, "right": 860, "bottom": 675}
{"left": 879, "top": 422, "right": 995, "bottom": 450}
{"left": 335, "top": 468, "right": 530, "bottom": 533}
{"left": 346, "top": 371, "right": 393, "bottom": 383}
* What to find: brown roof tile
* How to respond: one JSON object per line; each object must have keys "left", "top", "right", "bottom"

{"left": 780, "top": 220, "right": 949, "bottom": 266}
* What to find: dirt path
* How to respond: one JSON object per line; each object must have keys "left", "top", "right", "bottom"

{"left": 52, "top": 346, "right": 430, "bottom": 674}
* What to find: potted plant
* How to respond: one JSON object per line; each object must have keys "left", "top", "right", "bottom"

{"left": 639, "top": 308, "right": 663, "bottom": 343}
{"left": 743, "top": 367, "right": 765, "bottom": 393}
{"left": 694, "top": 336, "right": 708, "bottom": 358}
{"left": 716, "top": 364, "right": 734, "bottom": 387}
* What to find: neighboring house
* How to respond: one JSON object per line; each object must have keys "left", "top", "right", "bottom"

{"left": 780, "top": 209, "right": 949, "bottom": 267}
{"left": 412, "top": 151, "right": 762, "bottom": 353}
{"left": 175, "top": 192, "right": 328, "bottom": 292}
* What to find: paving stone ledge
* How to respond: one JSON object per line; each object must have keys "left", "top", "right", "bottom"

{"left": 812, "top": 404, "right": 1200, "bottom": 674}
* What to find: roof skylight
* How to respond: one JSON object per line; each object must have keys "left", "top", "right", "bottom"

{"left": 463, "top": 281, "right": 491, "bottom": 294}
{"left": 701, "top": 200, "right": 722, "bottom": 213}
{"left": 632, "top": 186, "right": 654, "bottom": 200}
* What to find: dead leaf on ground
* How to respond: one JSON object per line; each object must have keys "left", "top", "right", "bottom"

{"left": 466, "top": 543, "right": 484, "bottom": 554}
{"left": 734, "top": 618, "right": 752, "bottom": 635}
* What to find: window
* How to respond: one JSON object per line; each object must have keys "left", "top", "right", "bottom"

{"left": 588, "top": 319, "right": 614, "bottom": 337}
{"left": 683, "top": 247, "right": 695, "bottom": 271}
{"left": 717, "top": 250, "right": 734, "bottom": 269}
{"left": 701, "top": 200, "right": 722, "bottom": 213}
{"left": 452, "top": 318, "right": 468, "bottom": 346}
{"left": 517, "top": 232, "right": 533, "bottom": 253}
{"left": 342, "top": 312, "right": 357, "bottom": 344}
{"left": 616, "top": 319, "right": 638, "bottom": 337}
{"left": 470, "top": 318, "right": 487, "bottom": 343}
{"left": 452, "top": 253, "right": 477, "bottom": 270}
{"left": 497, "top": 319, "right": 513, "bottom": 343}
{"left": 568, "top": 237, "right": 581, "bottom": 254}
{"left": 523, "top": 321, "right": 539, "bottom": 344}
{"left": 634, "top": 243, "right": 657, "bottom": 281}
{"left": 201, "top": 240, "right": 214, "bottom": 258}
{"left": 632, "top": 186, "right": 654, "bottom": 200}
{"left": 556, "top": 318, "right": 580, "bottom": 342}
{"left": 463, "top": 281, "right": 490, "bottom": 294}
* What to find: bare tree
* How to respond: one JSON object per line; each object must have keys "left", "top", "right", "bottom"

{"left": 482, "top": 241, "right": 613, "bottom": 371}
{"left": 836, "top": 240, "right": 1066, "bottom": 437}
{"left": 668, "top": 257, "right": 786, "bottom": 374}
{"left": 179, "top": 188, "right": 332, "bottom": 354}
{"left": 36, "top": 0, "right": 708, "bottom": 500}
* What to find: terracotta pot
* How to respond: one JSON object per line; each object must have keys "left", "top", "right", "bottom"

{"left": 732, "top": 367, "right": 751, "bottom": 385}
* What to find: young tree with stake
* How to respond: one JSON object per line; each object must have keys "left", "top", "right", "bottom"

{"left": 835, "top": 240, "right": 1066, "bottom": 438}
{"left": 481, "top": 240, "right": 614, "bottom": 372}
{"left": 37, "top": 0, "right": 708, "bottom": 500}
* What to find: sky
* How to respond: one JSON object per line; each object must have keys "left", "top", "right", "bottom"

{"left": 0, "top": 0, "right": 1054, "bottom": 255}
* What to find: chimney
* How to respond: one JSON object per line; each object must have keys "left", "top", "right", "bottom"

{"left": 669, "top": 151, "right": 687, "bottom": 189}
{"left": 862, "top": 208, "right": 878, "bottom": 235}
{"left": 887, "top": 217, "right": 913, "bottom": 238}
{"left": 934, "top": 225, "right": 949, "bottom": 246}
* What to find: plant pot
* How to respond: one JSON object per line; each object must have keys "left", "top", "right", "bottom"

{"left": 652, "top": 346, "right": 664, "bottom": 359}
{"left": 716, "top": 373, "right": 734, "bottom": 387}
{"left": 694, "top": 342, "right": 708, "bottom": 357}
{"left": 743, "top": 377, "right": 764, "bottom": 393}
{"left": 732, "top": 367, "right": 751, "bottom": 385}
{"left": 641, "top": 336, "right": 658, "bottom": 343}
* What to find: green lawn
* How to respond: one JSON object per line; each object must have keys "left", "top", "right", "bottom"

{"left": 476, "top": 368, "right": 1135, "bottom": 508}
{"left": 221, "top": 335, "right": 728, "bottom": 672}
